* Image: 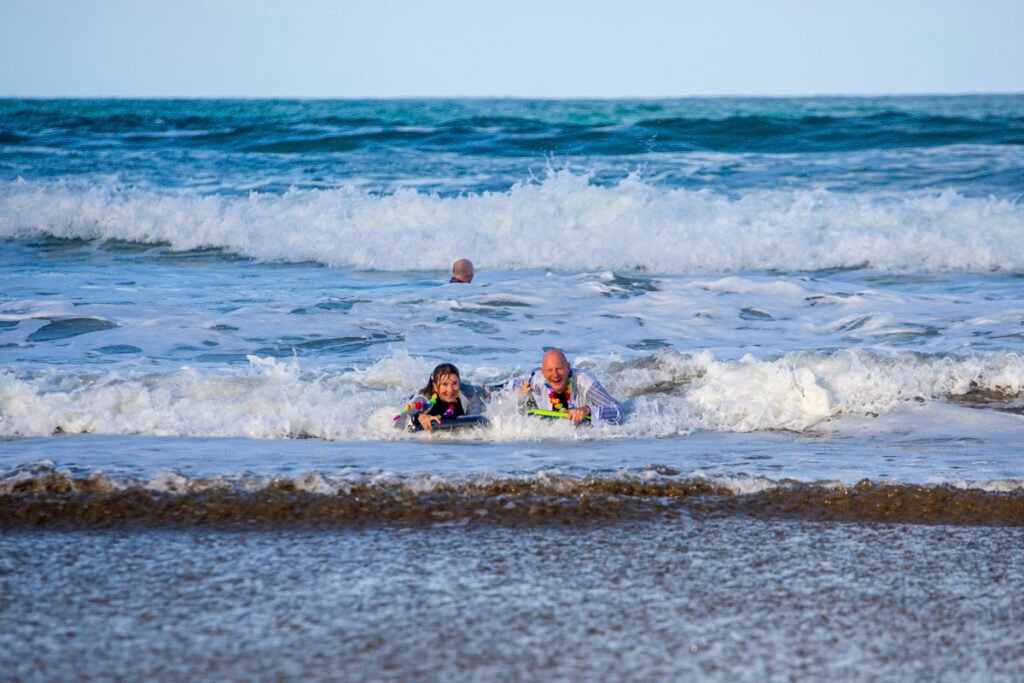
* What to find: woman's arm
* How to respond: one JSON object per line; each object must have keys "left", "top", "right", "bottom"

{"left": 395, "top": 393, "right": 436, "bottom": 431}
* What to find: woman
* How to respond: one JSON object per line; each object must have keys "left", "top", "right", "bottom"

{"left": 394, "top": 363, "right": 479, "bottom": 432}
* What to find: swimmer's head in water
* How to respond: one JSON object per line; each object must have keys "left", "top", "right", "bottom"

{"left": 420, "top": 363, "right": 461, "bottom": 402}
{"left": 451, "top": 259, "right": 474, "bottom": 283}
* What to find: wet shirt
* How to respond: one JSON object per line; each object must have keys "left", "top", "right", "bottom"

{"left": 513, "top": 369, "right": 623, "bottom": 424}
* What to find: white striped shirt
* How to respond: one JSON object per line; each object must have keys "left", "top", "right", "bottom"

{"left": 512, "top": 369, "right": 623, "bottom": 424}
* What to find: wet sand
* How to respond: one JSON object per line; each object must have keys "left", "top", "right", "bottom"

{"left": 3, "top": 515, "right": 1022, "bottom": 681}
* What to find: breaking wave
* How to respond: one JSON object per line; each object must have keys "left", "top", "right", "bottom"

{"left": 2, "top": 349, "right": 1022, "bottom": 440}
{"left": 3, "top": 175, "right": 1023, "bottom": 273}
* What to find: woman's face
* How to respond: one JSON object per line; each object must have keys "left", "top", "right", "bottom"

{"left": 434, "top": 373, "right": 460, "bottom": 403}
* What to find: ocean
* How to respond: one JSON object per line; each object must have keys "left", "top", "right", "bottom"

{"left": 1, "top": 96, "right": 1023, "bottom": 680}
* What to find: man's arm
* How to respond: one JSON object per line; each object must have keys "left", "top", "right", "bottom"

{"left": 576, "top": 371, "right": 623, "bottom": 424}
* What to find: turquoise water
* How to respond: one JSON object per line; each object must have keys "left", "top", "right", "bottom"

{"left": 2, "top": 95, "right": 1022, "bottom": 521}
{"left": 3, "top": 96, "right": 1022, "bottom": 195}
{"left": 2, "top": 96, "right": 1023, "bottom": 680}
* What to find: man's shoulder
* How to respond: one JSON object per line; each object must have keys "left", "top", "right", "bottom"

{"left": 572, "top": 368, "right": 603, "bottom": 386}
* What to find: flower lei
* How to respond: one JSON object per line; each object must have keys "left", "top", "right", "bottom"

{"left": 437, "top": 392, "right": 459, "bottom": 417}
{"left": 546, "top": 376, "right": 573, "bottom": 412}
{"left": 394, "top": 392, "right": 458, "bottom": 422}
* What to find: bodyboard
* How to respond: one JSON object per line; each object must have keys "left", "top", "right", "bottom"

{"left": 402, "top": 415, "right": 490, "bottom": 432}
{"left": 527, "top": 409, "right": 591, "bottom": 423}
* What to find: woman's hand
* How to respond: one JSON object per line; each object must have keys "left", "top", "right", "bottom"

{"left": 418, "top": 413, "right": 441, "bottom": 431}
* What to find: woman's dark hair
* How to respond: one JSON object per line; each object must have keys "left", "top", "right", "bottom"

{"left": 417, "top": 363, "right": 461, "bottom": 398}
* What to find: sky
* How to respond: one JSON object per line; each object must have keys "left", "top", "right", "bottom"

{"left": 1, "top": 0, "right": 1021, "bottom": 98}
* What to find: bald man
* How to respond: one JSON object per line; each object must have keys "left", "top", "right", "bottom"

{"left": 512, "top": 349, "right": 623, "bottom": 424}
{"left": 450, "top": 259, "right": 474, "bottom": 283}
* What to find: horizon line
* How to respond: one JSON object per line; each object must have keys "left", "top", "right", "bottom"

{"left": 1, "top": 90, "right": 1022, "bottom": 101}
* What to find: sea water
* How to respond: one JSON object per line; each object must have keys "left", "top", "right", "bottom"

{"left": 1, "top": 97, "right": 1023, "bottom": 680}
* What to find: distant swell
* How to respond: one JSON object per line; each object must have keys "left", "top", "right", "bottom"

{"left": 2, "top": 176, "right": 1024, "bottom": 273}
{"left": 225, "top": 113, "right": 1024, "bottom": 155}
{"left": 4, "top": 102, "right": 1022, "bottom": 154}
{"left": 2, "top": 468, "right": 1022, "bottom": 528}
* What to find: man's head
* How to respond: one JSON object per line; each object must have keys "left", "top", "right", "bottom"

{"left": 451, "top": 259, "right": 474, "bottom": 283}
{"left": 541, "top": 349, "right": 571, "bottom": 393}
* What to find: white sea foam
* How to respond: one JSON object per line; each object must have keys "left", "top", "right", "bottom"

{"left": 619, "top": 348, "right": 1024, "bottom": 433}
{"left": 145, "top": 469, "right": 190, "bottom": 493}
{"left": 2, "top": 350, "right": 1022, "bottom": 440}
{"left": 687, "top": 471, "right": 788, "bottom": 495}
{"left": 4, "top": 460, "right": 1020, "bottom": 500}
{"left": 2, "top": 175, "right": 1023, "bottom": 273}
